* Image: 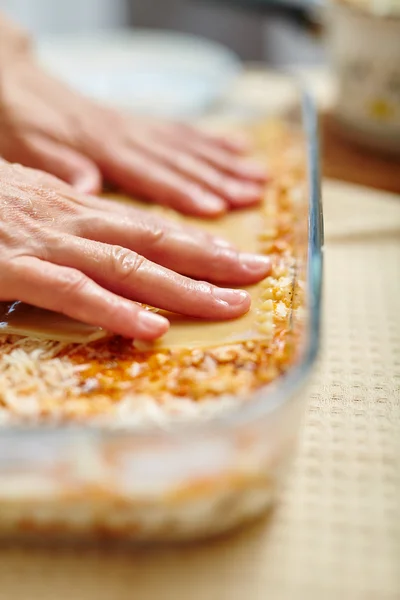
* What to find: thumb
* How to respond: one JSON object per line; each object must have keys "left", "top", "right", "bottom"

{"left": 23, "top": 136, "right": 102, "bottom": 194}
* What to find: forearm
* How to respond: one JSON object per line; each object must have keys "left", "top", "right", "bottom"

{"left": 0, "top": 13, "right": 32, "bottom": 67}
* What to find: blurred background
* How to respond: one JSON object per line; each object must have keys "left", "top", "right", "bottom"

{"left": 0, "top": 0, "right": 325, "bottom": 65}
{"left": 1, "top": 0, "right": 398, "bottom": 190}
{"left": 0, "top": 0, "right": 329, "bottom": 120}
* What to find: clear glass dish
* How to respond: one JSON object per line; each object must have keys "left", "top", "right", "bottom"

{"left": 0, "top": 89, "right": 323, "bottom": 544}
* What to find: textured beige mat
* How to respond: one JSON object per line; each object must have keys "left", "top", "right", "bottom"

{"left": 0, "top": 179, "right": 398, "bottom": 600}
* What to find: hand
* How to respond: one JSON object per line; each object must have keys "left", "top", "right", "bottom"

{"left": 0, "top": 162, "right": 271, "bottom": 340}
{"left": 0, "top": 55, "right": 267, "bottom": 217}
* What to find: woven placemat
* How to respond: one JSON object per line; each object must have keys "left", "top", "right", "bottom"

{"left": 0, "top": 179, "right": 398, "bottom": 600}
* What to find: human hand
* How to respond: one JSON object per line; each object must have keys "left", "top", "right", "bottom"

{"left": 0, "top": 162, "right": 270, "bottom": 340}
{"left": 0, "top": 55, "right": 267, "bottom": 217}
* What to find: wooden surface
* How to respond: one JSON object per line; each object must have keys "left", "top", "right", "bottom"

{"left": 321, "top": 113, "right": 400, "bottom": 195}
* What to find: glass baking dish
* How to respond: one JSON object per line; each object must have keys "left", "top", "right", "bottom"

{"left": 0, "top": 87, "right": 323, "bottom": 544}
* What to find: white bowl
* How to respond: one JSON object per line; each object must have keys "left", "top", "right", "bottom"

{"left": 326, "top": 3, "right": 400, "bottom": 155}
{"left": 36, "top": 29, "right": 242, "bottom": 117}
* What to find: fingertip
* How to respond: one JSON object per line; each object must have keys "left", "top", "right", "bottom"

{"left": 239, "top": 253, "right": 272, "bottom": 279}
{"left": 240, "top": 161, "right": 268, "bottom": 182}
{"left": 135, "top": 310, "right": 170, "bottom": 340}
{"left": 212, "top": 288, "right": 251, "bottom": 315}
{"left": 192, "top": 192, "right": 227, "bottom": 217}
{"left": 226, "top": 181, "right": 264, "bottom": 207}
{"left": 73, "top": 165, "right": 103, "bottom": 195}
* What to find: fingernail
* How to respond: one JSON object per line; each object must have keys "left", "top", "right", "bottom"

{"left": 214, "top": 237, "right": 234, "bottom": 248}
{"left": 239, "top": 253, "right": 271, "bottom": 274}
{"left": 73, "top": 171, "right": 102, "bottom": 194}
{"left": 200, "top": 193, "right": 226, "bottom": 215}
{"left": 227, "top": 181, "right": 263, "bottom": 204}
{"left": 213, "top": 288, "right": 249, "bottom": 306}
{"left": 74, "top": 180, "right": 92, "bottom": 194}
{"left": 137, "top": 310, "right": 169, "bottom": 336}
{"left": 241, "top": 160, "right": 267, "bottom": 180}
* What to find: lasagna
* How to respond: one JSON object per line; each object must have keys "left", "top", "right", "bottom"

{"left": 0, "top": 120, "right": 308, "bottom": 430}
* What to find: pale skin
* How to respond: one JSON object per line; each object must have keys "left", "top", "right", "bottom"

{"left": 0, "top": 15, "right": 270, "bottom": 340}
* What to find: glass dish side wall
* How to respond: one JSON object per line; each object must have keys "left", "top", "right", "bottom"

{"left": 0, "top": 90, "right": 322, "bottom": 543}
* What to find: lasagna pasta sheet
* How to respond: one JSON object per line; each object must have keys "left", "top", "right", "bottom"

{"left": 0, "top": 196, "right": 265, "bottom": 349}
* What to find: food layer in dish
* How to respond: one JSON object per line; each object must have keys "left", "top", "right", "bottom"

{"left": 0, "top": 121, "right": 307, "bottom": 429}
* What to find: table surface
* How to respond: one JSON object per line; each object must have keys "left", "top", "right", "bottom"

{"left": 1, "top": 69, "right": 399, "bottom": 600}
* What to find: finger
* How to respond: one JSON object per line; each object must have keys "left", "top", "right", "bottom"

{"left": 128, "top": 136, "right": 263, "bottom": 208}
{"left": 158, "top": 127, "right": 268, "bottom": 183}
{"left": 128, "top": 118, "right": 249, "bottom": 154}
{"left": 22, "top": 136, "right": 102, "bottom": 194}
{"left": 98, "top": 146, "right": 227, "bottom": 217}
{"left": 80, "top": 210, "right": 271, "bottom": 285}
{"left": 154, "top": 121, "right": 250, "bottom": 154}
{"left": 49, "top": 237, "right": 252, "bottom": 319}
{"left": 174, "top": 123, "right": 251, "bottom": 154}
{"left": 5, "top": 256, "right": 169, "bottom": 340}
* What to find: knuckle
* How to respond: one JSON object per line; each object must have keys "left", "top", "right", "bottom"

{"left": 143, "top": 219, "right": 167, "bottom": 247}
{"left": 72, "top": 208, "right": 99, "bottom": 235}
{"left": 110, "top": 246, "right": 147, "bottom": 281}
{"left": 41, "top": 232, "right": 72, "bottom": 261}
{"left": 58, "top": 268, "right": 89, "bottom": 298}
{"left": 196, "top": 280, "right": 215, "bottom": 303}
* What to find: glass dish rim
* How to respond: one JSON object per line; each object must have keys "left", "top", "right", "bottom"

{"left": 0, "top": 90, "right": 323, "bottom": 445}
